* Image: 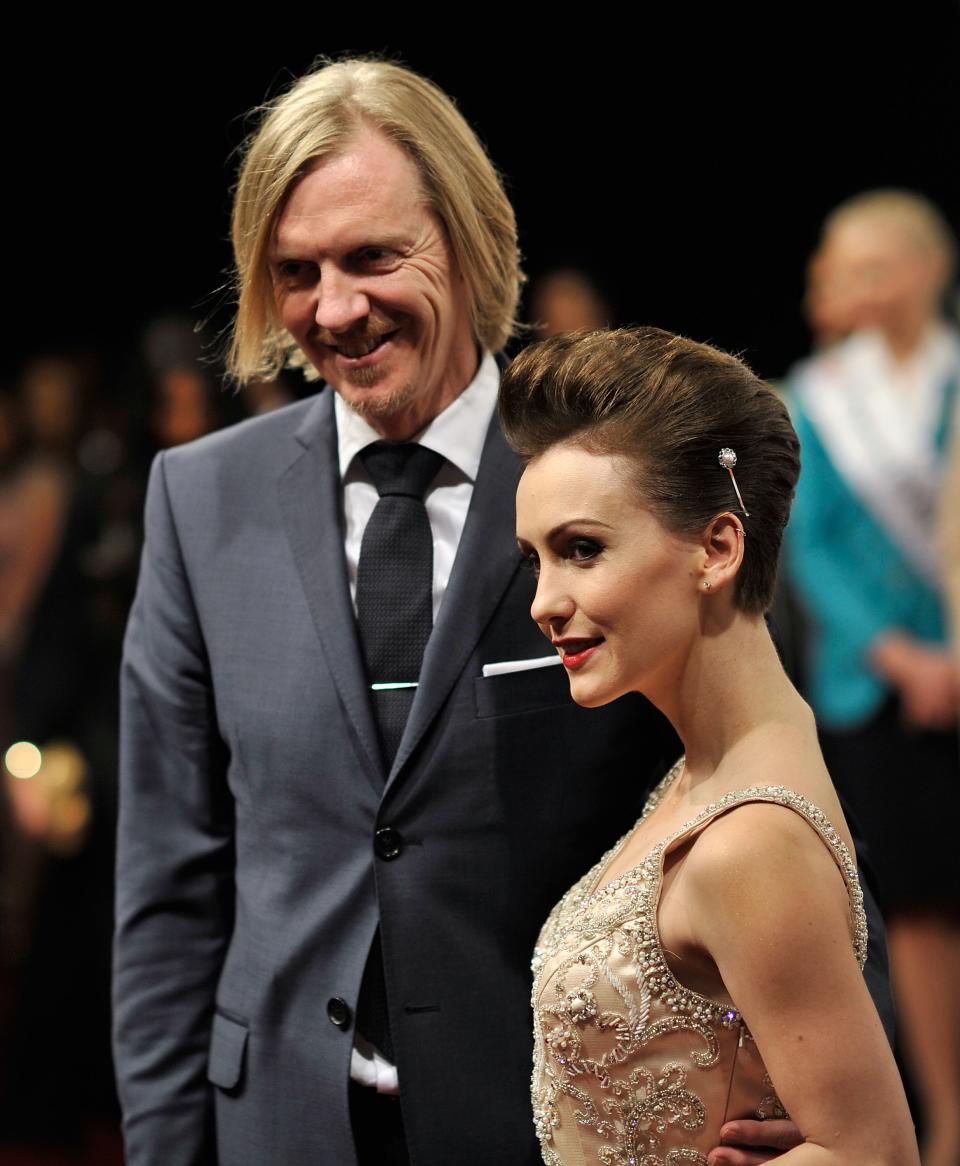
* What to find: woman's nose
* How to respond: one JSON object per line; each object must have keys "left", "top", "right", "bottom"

{"left": 529, "top": 566, "right": 574, "bottom": 629}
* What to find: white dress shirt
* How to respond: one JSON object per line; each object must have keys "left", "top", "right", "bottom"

{"left": 335, "top": 351, "right": 501, "bottom": 622}
{"left": 334, "top": 350, "right": 500, "bottom": 1093}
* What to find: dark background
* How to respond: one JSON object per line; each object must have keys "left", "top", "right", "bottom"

{"left": 6, "top": 19, "right": 958, "bottom": 384}
{"left": 0, "top": 20, "right": 957, "bottom": 1163}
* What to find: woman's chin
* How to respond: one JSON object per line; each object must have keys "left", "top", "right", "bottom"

{"left": 567, "top": 680, "right": 617, "bottom": 709}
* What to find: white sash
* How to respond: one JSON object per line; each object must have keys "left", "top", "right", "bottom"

{"left": 795, "top": 327, "right": 960, "bottom": 588}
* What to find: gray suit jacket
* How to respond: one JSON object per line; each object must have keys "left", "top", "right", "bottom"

{"left": 113, "top": 386, "right": 891, "bottom": 1165}
{"left": 113, "top": 388, "right": 682, "bottom": 1165}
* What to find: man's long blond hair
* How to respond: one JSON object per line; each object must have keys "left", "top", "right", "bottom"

{"left": 227, "top": 58, "right": 524, "bottom": 385}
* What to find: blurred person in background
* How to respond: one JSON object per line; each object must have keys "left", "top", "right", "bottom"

{"left": 767, "top": 235, "right": 866, "bottom": 688}
{"left": 150, "top": 367, "right": 215, "bottom": 448}
{"left": 0, "top": 383, "right": 67, "bottom": 700}
{"left": 0, "top": 354, "right": 117, "bottom": 1156}
{"left": 802, "top": 239, "right": 862, "bottom": 351}
{"left": 12, "top": 356, "right": 96, "bottom": 740}
{"left": 240, "top": 373, "right": 296, "bottom": 416}
{"left": 785, "top": 190, "right": 959, "bottom": 1166}
{"left": 0, "top": 312, "right": 241, "bottom": 1160}
{"left": 0, "top": 386, "right": 47, "bottom": 1070}
{"left": 528, "top": 268, "right": 612, "bottom": 338}
{"left": 939, "top": 423, "right": 960, "bottom": 681}
{"left": 936, "top": 287, "right": 960, "bottom": 683}
{"left": 140, "top": 314, "right": 228, "bottom": 450}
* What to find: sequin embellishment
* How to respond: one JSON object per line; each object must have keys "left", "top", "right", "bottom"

{"left": 531, "top": 763, "right": 868, "bottom": 1165}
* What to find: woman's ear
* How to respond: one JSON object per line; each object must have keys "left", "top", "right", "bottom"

{"left": 697, "top": 512, "right": 746, "bottom": 595}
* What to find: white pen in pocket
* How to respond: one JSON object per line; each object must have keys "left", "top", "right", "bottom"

{"left": 481, "top": 656, "right": 562, "bottom": 678}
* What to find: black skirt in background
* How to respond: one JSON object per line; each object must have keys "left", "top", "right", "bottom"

{"left": 820, "top": 695, "right": 960, "bottom": 915}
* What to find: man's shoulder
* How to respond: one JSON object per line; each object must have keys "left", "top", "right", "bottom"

{"left": 167, "top": 392, "right": 328, "bottom": 466}
{"left": 151, "top": 391, "right": 335, "bottom": 524}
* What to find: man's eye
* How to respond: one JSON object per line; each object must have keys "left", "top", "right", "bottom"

{"left": 355, "top": 247, "right": 396, "bottom": 269}
{"left": 275, "top": 260, "right": 314, "bottom": 283}
{"left": 568, "top": 538, "right": 602, "bottom": 563}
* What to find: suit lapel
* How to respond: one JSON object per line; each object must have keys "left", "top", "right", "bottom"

{"left": 389, "top": 415, "right": 523, "bottom": 782}
{"left": 277, "top": 389, "right": 385, "bottom": 788}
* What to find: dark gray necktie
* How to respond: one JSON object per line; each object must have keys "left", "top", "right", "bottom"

{"left": 354, "top": 441, "right": 443, "bottom": 1064}
{"left": 355, "top": 441, "right": 445, "bottom": 768}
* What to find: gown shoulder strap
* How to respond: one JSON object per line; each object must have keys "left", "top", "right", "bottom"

{"left": 656, "top": 786, "right": 868, "bottom": 971}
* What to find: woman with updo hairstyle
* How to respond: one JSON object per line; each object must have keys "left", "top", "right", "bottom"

{"left": 501, "top": 326, "right": 917, "bottom": 1166}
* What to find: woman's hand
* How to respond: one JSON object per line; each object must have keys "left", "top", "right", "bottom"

{"left": 707, "top": 1119, "right": 804, "bottom": 1165}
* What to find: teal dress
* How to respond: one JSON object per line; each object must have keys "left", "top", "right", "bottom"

{"left": 784, "top": 330, "right": 959, "bottom": 910}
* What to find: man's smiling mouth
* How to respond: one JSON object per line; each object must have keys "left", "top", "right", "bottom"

{"left": 329, "top": 330, "right": 399, "bottom": 359}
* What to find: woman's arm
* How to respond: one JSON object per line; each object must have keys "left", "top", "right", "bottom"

{"left": 683, "top": 801, "right": 918, "bottom": 1166}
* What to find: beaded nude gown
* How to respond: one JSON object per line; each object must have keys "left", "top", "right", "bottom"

{"left": 531, "top": 761, "right": 868, "bottom": 1166}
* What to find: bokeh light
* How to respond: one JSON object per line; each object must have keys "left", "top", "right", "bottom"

{"left": 5, "top": 740, "right": 42, "bottom": 780}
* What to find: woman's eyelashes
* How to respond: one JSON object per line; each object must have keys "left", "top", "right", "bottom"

{"left": 567, "top": 537, "right": 603, "bottom": 564}
{"left": 519, "top": 537, "right": 604, "bottom": 578}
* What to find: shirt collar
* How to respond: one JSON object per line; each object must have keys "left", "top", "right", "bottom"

{"left": 334, "top": 350, "right": 500, "bottom": 481}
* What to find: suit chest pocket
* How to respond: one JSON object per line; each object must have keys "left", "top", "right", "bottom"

{"left": 474, "top": 665, "right": 572, "bottom": 719}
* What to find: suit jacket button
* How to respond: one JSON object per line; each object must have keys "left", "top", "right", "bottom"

{"left": 327, "top": 997, "right": 352, "bottom": 1030}
{"left": 375, "top": 827, "right": 403, "bottom": 860}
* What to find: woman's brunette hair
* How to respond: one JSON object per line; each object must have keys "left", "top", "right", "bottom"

{"left": 499, "top": 326, "right": 801, "bottom": 613}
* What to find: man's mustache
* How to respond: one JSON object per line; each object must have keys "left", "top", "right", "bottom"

{"left": 312, "top": 314, "right": 400, "bottom": 348}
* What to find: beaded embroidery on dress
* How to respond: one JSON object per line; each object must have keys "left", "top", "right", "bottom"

{"left": 530, "top": 760, "right": 868, "bottom": 1166}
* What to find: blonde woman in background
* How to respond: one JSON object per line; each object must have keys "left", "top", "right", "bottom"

{"left": 785, "top": 191, "right": 960, "bottom": 1166}
{"left": 939, "top": 409, "right": 960, "bottom": 679}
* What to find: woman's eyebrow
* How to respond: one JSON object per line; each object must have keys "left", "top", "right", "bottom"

{"left": 545, "top": 518, "right": 613, "bottom": 540}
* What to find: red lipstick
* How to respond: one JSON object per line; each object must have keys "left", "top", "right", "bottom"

{"left": 553, "top": 638, "right": 604, "bottom": 670}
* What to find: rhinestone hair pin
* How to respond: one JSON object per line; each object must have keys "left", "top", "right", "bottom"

{"left": 718, "top": 448, "right": 750, "bottom": 517}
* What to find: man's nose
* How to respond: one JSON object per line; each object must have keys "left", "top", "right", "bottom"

{"left": 314, "top": 269, "right": 370, "bottom": 334}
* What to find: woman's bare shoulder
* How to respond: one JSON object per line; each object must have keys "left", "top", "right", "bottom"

{"left": 678, "top": 796, "right": 854, "bottom": 933}
{"left": 711, "top": 726, "right": 854, "bottom": 854}
{"left": 687, "top": 796, "right": 839, "bottom": 865}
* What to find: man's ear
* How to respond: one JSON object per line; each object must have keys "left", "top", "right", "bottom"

{"left": 697, "top": 512, "right": 746, "bottom": 595}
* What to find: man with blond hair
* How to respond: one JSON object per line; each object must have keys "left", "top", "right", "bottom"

{"left": 114, "top": 59, "right": 889, "bottom": 1166}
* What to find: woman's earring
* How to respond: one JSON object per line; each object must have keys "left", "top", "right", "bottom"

{"left": 703, "top": 580, "right": 712, "bottom": 590}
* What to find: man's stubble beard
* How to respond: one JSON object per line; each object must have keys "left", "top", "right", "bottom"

{"left": 341, "top": 364, "right": 419, "bottom": 424}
